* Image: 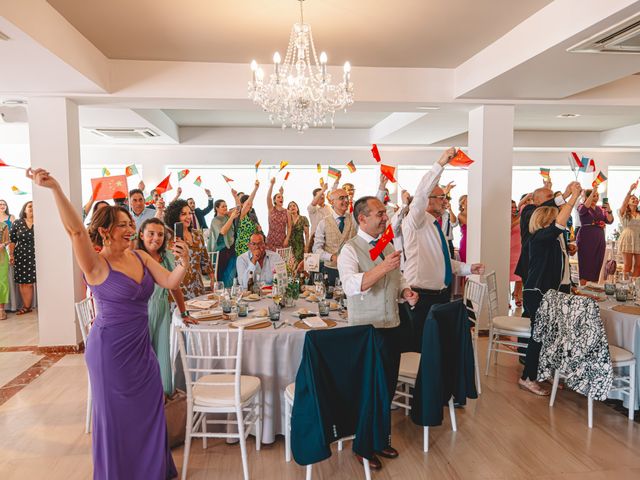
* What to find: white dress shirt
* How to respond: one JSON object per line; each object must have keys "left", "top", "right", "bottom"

{"left": 402, "top": 163, "right": 472, "bottom": 290}
{"left": 236, "top": 250, "right": 284, "bottom": 289}
{"left": 312, "top": 209, "right": 349, "bottom": 263}
{"left": 131, "top": 207, "right": 157, "bottom": 230}
{"left": 338, "top": 229, "right": 410, "bottom": 296}
{"left": 307, "top": 203, "right": 332, "bottom": 235}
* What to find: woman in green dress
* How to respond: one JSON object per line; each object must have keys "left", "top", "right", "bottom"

{"left": 287, "top": 201, "right": 309, "bottom": 264}
{"left": 0, "top": 222, "right": 9, "bottom": 320}
{"left": 137, "top": 218, "right": 195, "bottom": 395}
{"left": 233, "top": 180, "right": 261, "bottom": 257}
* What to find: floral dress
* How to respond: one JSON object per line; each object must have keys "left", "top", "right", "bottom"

{"left": 266, "top": 208, "right": 288, "bottom": 250}
{"left": 235, "top": 216, "right": 259, "bottom": 257}
{"left": 289, "top": 215, "right": 309, "bottom": 264}
{"left": 180, "top": 229, "right": 212, "bottom": 300}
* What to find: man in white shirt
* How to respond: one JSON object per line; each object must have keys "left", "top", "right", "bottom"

{"left": 307, "top": 182, "right": 333, "bottom": 236}
{"left": 337, "top": 195, "right": 418, "bottom": 469}
{"left": 236, "top": 232, "right": 284, "bottom": 289}
{"left": 402, "top": 148, "right": 484, "bottom": 342}
{"left": 129, "top": 188, "right": 157, "bottom": 230}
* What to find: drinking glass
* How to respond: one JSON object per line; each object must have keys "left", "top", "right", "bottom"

{"left": 318, "top": 299, "right": 330, "bottom": 317}
{"left": 238, "top": 301, "right": 249, "bottom": 317}
{"left": 213, "top": 281, "right": 225, "bottom": 295}
{"left": 268, "top": 304, "right": 281, "bottom": 322}
{"left": 221, "top": 296, "right": 232, "bottom": 313}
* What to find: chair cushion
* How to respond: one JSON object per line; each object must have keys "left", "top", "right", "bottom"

{"left": 399, "top": 352, "right": 421, "bottom": 379}
{"left": 192, "top": 374, "right": 261, "bottom": 407}
{"left": 285, "top": 382, "right": 295, "bottom": 401}
{"left": 609, "top": 345, "right": 634, "bottom": 363}
{"left": 493, "top": 315, "right": 531, "bottom": 334}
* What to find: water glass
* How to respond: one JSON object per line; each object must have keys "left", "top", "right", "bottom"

{"left": 615, "top": 284, "right": 628, "bottom": 302}
{"left": 221, "top": 296, "right": 232, "bottom": 313}
{"left": 238, "top": 301, "right": 249, "bottom": 317}
{"left": 213, "top": 281, "right": 225, "bottom": 294}
{"left": 268, "top": 304, "right": 281, "bottom": 322}
{"left": 604, "top": 283, "right": 616, "bottom": 296}
{"left": 318, "top": 299, "right": 330, "bottom": 317}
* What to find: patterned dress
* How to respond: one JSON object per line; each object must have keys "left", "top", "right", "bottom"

{"left": 266, "top": 207, "right": 288, "bottom": 250}
{"left": 235, "top": 215, "right": 258, "bottom": 257}
{"left": 10, "top": 219, "right": 36, "bottom": 284}
{"left": 180, "top": 229, "right": 212, "bottom": 300}
{"left": 0, "top": 223, "right": 9, "bottom": 304}
{"left": 289, "top": 215, "right": 309, "bottom": 264}
{"left": 618, "top": 213, "right": 640, "bottom": 255}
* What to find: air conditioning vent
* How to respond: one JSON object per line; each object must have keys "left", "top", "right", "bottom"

{"left": 569, "top": 14, "right": 640, "bottom": 54}
{"left": 86, "top": 128, "right": 160, "bottom": 139}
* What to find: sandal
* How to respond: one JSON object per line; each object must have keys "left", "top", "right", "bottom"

{"left": 518, "top": 378, "right": 550, "bottom": 396}
{"left": 0, "top": 311, "right": 6, "bottom": 320}
{"left": 16, "top": 308, "right": 32, "bottom": 315}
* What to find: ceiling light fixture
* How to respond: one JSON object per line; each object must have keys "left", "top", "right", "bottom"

{"left": 2, "top": 99, "right": 27, "bottom": 106}
{"left": 416, "top": 106, "right": 440, "bottom": 110}
{"left": 248, "top": 0, "right": 353, "bottom": 132}
{"left": 557, "top": 113, "right": 581, "bottom": 118}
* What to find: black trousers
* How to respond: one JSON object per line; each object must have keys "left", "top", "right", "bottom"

{"left": 521, "top": 284, "right": 570, "bottom": 381}
{"left": 407, "top": 287, "right": 451, "bottom": 353}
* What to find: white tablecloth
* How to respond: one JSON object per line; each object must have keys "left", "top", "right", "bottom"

{"left": 170, "top": 295, "right": 347, "bottom": 443}
{"left": 599, "top": 299, "right": 640, "bottom": 411}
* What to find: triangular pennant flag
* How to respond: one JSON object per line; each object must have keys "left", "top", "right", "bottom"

{"left": 316, "top": 163, "right": 322, "bottom": 174}
{"left": 177, "top": 169, "right": 190, "bottom": 181}
{"left": 124, "top": 164, "right": 138, "bottom": 177}
{"left": 279, "top": 161, "right": 289, "bottom": 172}
{"left": 592, "top": 171, "right": 607, "bottom": 188}
{"left": 328, "top": 166, "right": 341, "bottom": 180}
{"left": 346, "top": 160, "right": 356, "bottom": 173}
{"left": 369, "top": 224, "right": 395, "bottom": 261}
{"left": 380, "top": 164, "right": 396, "bottom": 183}
{"left": 102, "top": 167, "right": 111, "bottom": 177}
{"left": 0, "top": 159, "right": 9, "bottom": 167}
{"left": 11, "top": 186, "right": 28, "bottom": 195}
{"left": 284, "top": 171, "right": 291, "bottom": 181}
{"left": 155, "top": 174, "right": 173, "bottom": 194}
{"left": 371, "top": 144, "right": 381, "bottom": 162}
{"left": 255, "top": 159, "right": 262, "bottom": 173}
{"left": 449, "top": 150, "right": 474, "bottom": 167}
{"left": 194, "top": 176, "right": 202, "bottom": 187}
{"left": 222, "top": 175, "right": 234, "bottom": 183}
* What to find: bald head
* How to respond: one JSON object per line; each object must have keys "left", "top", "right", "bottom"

{"left": 532, "top": 187, "right": 553, "bottom": 206}
{"left": 427, "top": 186, "right": 446, "bottom": 217}
{"left": 329, "top": 188, "right": 349, "bottom": 215}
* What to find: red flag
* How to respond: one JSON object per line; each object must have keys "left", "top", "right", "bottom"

{"left": 91, "top": 175, "right": 128, "bottom": 201}
{"left": 380, "top": 164, "right": 396, "bottom": 183}
{"left": 222, "top": 175, "right": 234, "bottom": 183}
{"left": 369, "top": 225, "right": 395, "bottom": 261}
{"left": 371, "top": 144, "right": 381, "bottom": 162}
{"left": 0, "top": 159, "right": 9, "bottom": 167}
{"left": 154, "top": 174, "right": 173, "bottom": 194}
{"left": 570, "top": 152, "right": 583, "bottom": 170}
{"left": 284, "top": 171, "right": 291, "bottom": 181}
{"left": 449, "top": 150, "right": 474, "bottom": 167}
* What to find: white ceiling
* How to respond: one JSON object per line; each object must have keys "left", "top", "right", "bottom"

{"left": 45, "top": 0, "right": 552, "bottom": 68}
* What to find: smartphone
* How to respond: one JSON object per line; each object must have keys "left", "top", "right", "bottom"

{"left": 174, "top": 222, "right": 184, "bottom": 240}
{"left": 603, "top": 197, "right": 609, "bottom": 205}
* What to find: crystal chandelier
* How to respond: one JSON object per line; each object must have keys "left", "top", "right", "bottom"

{"left": 248, "top": 0, "right": 354, "bottom": 132}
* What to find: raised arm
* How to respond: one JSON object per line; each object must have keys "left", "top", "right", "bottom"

{"left": 28, "top": 168, "right": 105, "bottom": 281}
{"left": 619, "top": 181, "right": 638, "bottom": 217}
{"left": 311, "top": 182, "right": 328, "bottom": 207}
{"left": 169, "top": 186, "right": 182, "bottom": 204}
{"left": 199, "top": 189, "right": 214, "bottom": 216}
{"left": 220, "top": 208, "right": 240, "bottom": 235}
{"left": 241, "top": 180, "right": 260, "bottom": 218}
{"left": 583, "top": 187, "right": 598, "bottom": 209}
{"left": 136, "top": 247, "right": 188, "bottom": 290}
{"left": 557, "top": 183, "right": 582, "bottom": 227}
{"left": 82, "top": 194, "right": 95, "bottom": 218}
{"left": 266, "top": 177, "right": 275, "bottom": 213}
{"left": 283, "top": 211, "right": 293, "bottom": 247}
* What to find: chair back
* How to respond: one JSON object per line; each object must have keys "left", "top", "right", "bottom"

{"left": 208, "top": 251, "right": 220, "bottom": 280}
{"left": 276, "top": 246, "right": 293, "bottom": 264}
{"left": 484, "top": 271, "right": 499, "bottom": 322}
{"left": 463, "top": 278, "right": 486, "bottom": 328}
{"left": 175, "top": 326, "right": 244, "bottom": 406}
{"left": 75, "top": 297, "right": 96, "bottom": 344}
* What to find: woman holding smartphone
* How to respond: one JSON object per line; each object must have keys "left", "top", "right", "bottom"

{"left": 576, "top": 187, "right": 613, "bottom": 285}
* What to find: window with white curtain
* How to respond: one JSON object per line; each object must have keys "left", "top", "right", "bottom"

{"left": 605, "top": 167, "right": 640, "bottom": 239}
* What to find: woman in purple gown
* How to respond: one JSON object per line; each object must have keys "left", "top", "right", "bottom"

{"left": 29, "top": 168, "right": 188, "bottom": 480}
{"left": 576, "top": 187, "right": 614, "bottom": 285}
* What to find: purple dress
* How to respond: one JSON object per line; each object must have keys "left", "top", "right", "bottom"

{"left": 459, "top": 223, "right": 468, "bottom": 263}
{"left": 576, "top": 204, "right": 610, "bottom": 282}
{"left": 86, "top": 252, "right": 177, "bottom": 480}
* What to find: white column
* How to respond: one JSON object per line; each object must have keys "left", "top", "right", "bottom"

{"left": 467, "top": 105, "right": 514, "bottom": 322}
{"left": 28, "top": 98, "right": 84, "bottom": 348}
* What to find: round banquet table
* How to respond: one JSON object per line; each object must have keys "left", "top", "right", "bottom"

{"left": 170, "top": 294, "right": 347, "bottom": 444}
{"left": 599, "top": 298, "right": 640, "bottom": 411}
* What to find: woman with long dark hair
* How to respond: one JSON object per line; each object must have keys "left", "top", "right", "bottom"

{"left": 234, "top": 181, "right": 261, "bottom": 257}
{"left": 9, "top": 201, "right": 35, "bottom": 314}
{"left": 287, "top": 200, "right": 309, "bottom": 264}
{"left": 266, "top": 177, "right": 291, "bottom": 250}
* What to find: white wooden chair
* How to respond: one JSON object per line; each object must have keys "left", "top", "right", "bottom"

{"left": 463, "top": 278, "right": 486, "bottom": 394}
{"left": 74, "top": 296, "right": 96, "bottom": 434}
{"left": 549, "top": 345, "right": 636, "bottom": 428}
{"left": 276, "top": 247, "right": 293, "bottom": 264}
{"left": 484, "top": 271, "right": 531, "bottom": 376}
{"left": 284, "top": 382, "right": 371, "bottom": 480}
{"left": 392, "top": 353, "right": 457, "bottom": 453}
{"left": 204, "top": 251, "right": 220, "bottom": 288}
{"left": 176, "top": 326, "right": 262, "bottom": 480}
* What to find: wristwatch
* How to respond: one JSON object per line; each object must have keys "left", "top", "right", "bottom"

{"left": 180, "top": 311, "right": 189, "bottom": 319}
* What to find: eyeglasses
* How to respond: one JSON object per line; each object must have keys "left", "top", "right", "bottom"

{"left": 428, "top": 195, "right": 447, "bottom": 200}
{"left": 249, "top": 242, "right": 265, "bottom": 247}
{"left": 334, "top": 195, "right": 349, "bottom": 201}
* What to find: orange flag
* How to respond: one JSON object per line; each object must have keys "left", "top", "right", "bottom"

{"left": 449, "top": 150, "right": 474, "bottom": 167}
{"left": 380, "top": 164, "right": 396, "bottom": 183}
{"left": 154, "top": 174, "right": 173, "bottom": 194}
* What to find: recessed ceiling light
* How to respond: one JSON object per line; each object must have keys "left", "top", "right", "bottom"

{"left": 557, "top": 113, "right": 580, "bottom": 118}
{"left": 2, "top": 99, "right": 27, "bottom": 106}
{"left": 417, "top": 106, "right": 440, "bottom": 110}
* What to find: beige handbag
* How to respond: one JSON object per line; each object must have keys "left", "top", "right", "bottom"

{"left": 165, "top": 389, "right": 187, "bottom": 449}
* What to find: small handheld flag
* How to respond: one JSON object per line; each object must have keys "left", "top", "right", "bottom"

{"left": 91, "top": 175, "right": 129, "bottom": 201}
{"left": 316, "top": 163, "right": 322, "bottom": 174}
{"left": 449, "top": 150, "right": 474, "bottom": 167}
{"left": 284, "top": 171, "right": 291, "bottom": 181}
{"left": 579, "top": 158, "right": 596, "bottom": 173}
{"left": 222, "top": 175, "right": 234, "bottom": 183}
{"left": 369, "top": 224, "right": 394, "bottom": 261}
{"left": 193, "top": 176, "right": 202, "bottom": 187}
{"left": 155, "top": 174, "right": 173, "bottom": 194}
{"left": 177, "top": 169, "right": 190, "bottom": 181}
{"left": 328, "top": 167, "right": 341, "bottom": 180}
{"left": 371, "top": 144, "right": 381, "bottom": 162}
{"left": 102, "top": 167, "right": 111, "bottom": 177}
{"left": 0, "top": 159, "right": 26, "bottom": 170}
{"left": 592, "top": 171, "right": 607, "bottom": 188}
{"left": 279, "top": 161, "right": 289, "bottom": 172}
{"left": 380, "top": 164, "right": 396, "bottom": 183}
{"left": 124, "top": 164, "right": 138, "bottom": 177}
{"left": 346, "top": 160, "right": 356, "bottom": 173}
{"left": 255, "top": 159, "right": 262, "bottom": 173}
{"left": 319, "top": 177, "right": 325, "bottom": 186}
{"left": 540, "top": 168, "right": 551, "bottom": 180}
{"left": 569, "top": 152, "right": 583, "bottom": 171}
{"left": 11, "top": 186, "right": 28, "bottom": 195}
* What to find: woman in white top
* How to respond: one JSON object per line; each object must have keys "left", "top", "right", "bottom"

{"left": 618, "top": 180, "right": 640, "bottom": 277}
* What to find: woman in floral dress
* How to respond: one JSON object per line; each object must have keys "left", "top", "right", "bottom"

{"left": 266, "top": 177, "right": 291, "bottom": 251}
{"left": 287, "top": 201, "right": 309, "bottom": 264}
{"left": 233, "top": 181, "right": 261, "bottom": 257}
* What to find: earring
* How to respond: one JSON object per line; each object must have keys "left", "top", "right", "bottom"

{"left": 103, "top": 236, "right": 111, "bottom": 247}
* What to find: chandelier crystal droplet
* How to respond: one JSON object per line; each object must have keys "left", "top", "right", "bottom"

{"left": 248, "top": 0, "right": 354, "bottom": 133}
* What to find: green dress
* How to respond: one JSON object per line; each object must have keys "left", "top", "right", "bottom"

{"left": 235, "top": 216, "right": 258, "bottom": 257}
{"left": 290, "top": 215, "right": 309, "bottom": 264}
{"left": 148, "top": 252, "right": 175, "bottom": 395}
{"left": 0, "top": 223, "right": 8, "bottom": 304}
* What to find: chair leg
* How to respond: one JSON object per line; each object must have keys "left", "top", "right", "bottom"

{"left": 255, "top": 391, "right": 262, "bottom": 451}
{"left": 306, "top": 464, "right": 312, "bottom": 480}
{"left": 285, "top": 397, "right": 292, "bottom": 462}
{"left": 404, "top": 383, "right": 410, "bottom": 416}
{"left": 363, "top": 458, "right": 371, "bottom": 480}
{"left": 85, "top": 378, "right": 92, "bottom": 434}
{"left": 448, "top": 397, "right": 457, "bottom": 432}
{"left": 202, "top": 415, "right": 207, "bottom": 450}
{"left": 181, "top": 408, "right": 193, "bottom": 480}
{"left": 237, "top": 407, "right": 250, "bottom": 480}
{"left": 549, "top": 371, "right": 560, "bottom": 407}
{"left": 588, "top": 396, "right": 593, "bottom": 429}
{"left": 628, "top": 362, "right": 636, "bottom": 421}
{"left": 484, "top": 330, "right": 493, "bottom": 376}
{"left": 473, "top": 336, "right": 482, "bottom": 394}
{"left": 423, "top": 426, "right": 429, "bottom": 452}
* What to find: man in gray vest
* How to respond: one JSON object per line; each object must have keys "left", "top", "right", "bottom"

{"left": 338, "top": 195, "right": 418, "bottom": 470}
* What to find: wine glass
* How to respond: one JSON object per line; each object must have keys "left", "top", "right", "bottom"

{"left": 213, "top": 281, "right": 225, "bottom": 295}
{"left": 313, "top": 272, "right": 324, "bottom": 295}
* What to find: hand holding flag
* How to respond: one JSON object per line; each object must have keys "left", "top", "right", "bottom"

{"left": 449, "top": 150, "right": 474, "bottom": 167}
{"left": 124, "top": 164, "right": 138, "bottom": 177}
{"left": 371, "top": 144, "right": 381, "bottom": 162}
{"left": 328, "top": 167, "right": 341, "bottom": 180}
{"left": 177, "top": 169, "right": 190, "bottom": 181}
{"left": 380, "top": 164, "right": 396, "bottom": 183}
{"left": 592, "top": 171, "right": 607, "bottom": 188}
{"left": 369, "top": 224, "right": 395, "bottom": 261}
